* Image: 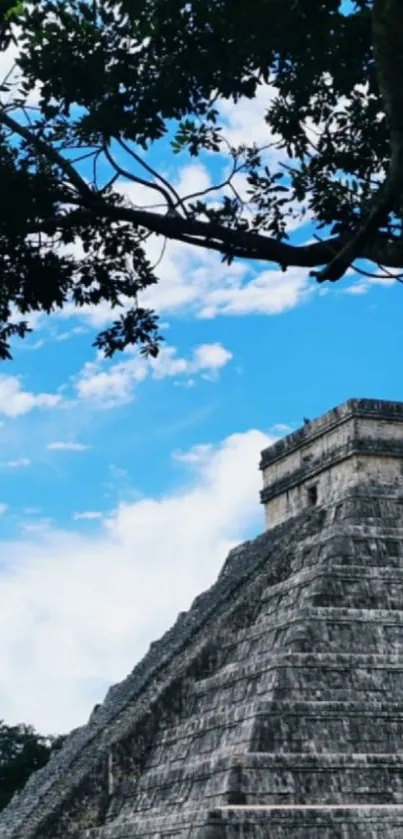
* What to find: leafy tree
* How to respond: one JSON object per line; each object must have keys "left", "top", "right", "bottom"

{"left": 0, "top": 720, "right": 65, "bottom": 811}
{"left": 0, "top": 0, "right": 400, "bottom": 359}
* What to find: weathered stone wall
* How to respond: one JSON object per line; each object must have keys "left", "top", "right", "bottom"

{"left": 261, "top": 399, "right": 403, "bottom": 529}
{"left": 260, "top": 400, "right": 403, "bottom": 471}
{"left": 261, "top": 417, "right": 355, "bottom": 488}
{"left": 263, "top": 455, "right": 359, "bottom": 529}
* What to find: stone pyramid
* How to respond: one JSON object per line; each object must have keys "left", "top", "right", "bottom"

{"left": 3, "top": 398, "right": 403, "bottom": 838}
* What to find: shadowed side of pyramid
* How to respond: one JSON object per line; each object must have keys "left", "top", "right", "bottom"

{"left": 100, "top": 493, "right": 403, "bottom": 838}
{"left": 3, "top": 399, "right": 403, "bottom": 838}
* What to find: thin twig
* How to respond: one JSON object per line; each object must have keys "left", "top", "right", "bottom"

{"left": 103, "top": 143, "right": 176, "bottom": 212}
{"left": 117, "top": 137, "right": 184, "bottom": 212}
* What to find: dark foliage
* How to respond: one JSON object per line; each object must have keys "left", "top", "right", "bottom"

{"left": 0, "top": 720, "right": 65, "bottom": 812}
{"left": 0, "top": 0, "right": 400, "bottom": 357}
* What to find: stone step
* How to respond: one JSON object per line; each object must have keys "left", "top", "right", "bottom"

{"left": 90, "top": 805, "right": 403, "bottom": 839}
{"left": 148, "top": 721, "right": 253, "bottom": 768}
{"left": 308, "top": 566, "right": 403, "bottom": 610}
{"left": 148, "top": 700, "right": 258, "bottom": 768}
{"left": 322, "top": 534, "right": 403, "bottom": 568}
{"left": 106, "top": 747, "right": 239, "bottom": 818}
{"left": 200, "top": 805, "right": 403, "bottom": 839}
{"left": 251, "top": 702, "right": 403, "bottom": 753}
{"left": 237, "top": 605, "right": 403, "bottom": 636}
{"left": 149, "top": 699, "right": 403, "bottom": 766}
{"left": 188, "top": 605, "right": 403, "bottom": 681}
{"left": 192, "top": 651, "right": 403, "bottom": 711}
{"left": 205, "top": 568, "right": 403, "bottom": 665}
{"left": 110, "top": 752, "right": 403, "bottom": 815}
{"left": 157, "top": 698, "right": 403, "bottom": 739}
{"left": 258, "top": 564, "right": 403, "bottom": 614}
{"left": 251, "top": 565, "right": 329, "bottom": 619}
{"left": 80, "top": 811, "right": 201, "bottom": 839}
{"left": 219, "top": 606, "right": 403, "bottom": 660}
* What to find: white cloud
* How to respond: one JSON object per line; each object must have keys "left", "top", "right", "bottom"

{"left": 73, "top": 512, "right": 103, "bottom": 521}
{"left": 18, "top": 339, "right": 45, "bottom": 352}
{"left": 54, "top": 239, "right": 311, "bottom": 341}
{"left": 114, "top": 178, "right": 167, "bottom": 212}
{"left": 172, "top": 162, "right": 212, "bottom": 205}
{"left": 75, "top": 342, "right": 232, "bottom": 407}
{"left": 0, "top": 375, "right": 60, "bottom": 418}
{"left": 21, "top": 519, "right": 52, "bottom": 534}
{"left": 3, "top": 458, "right": 31, "bottom": 469}
{"left": 218, "top": 83, "right": 279, "bottom": 150}
{"left": 173, "top": 443, "right": 213, "bottom": 465}
{"left": 55, "top": 327, "right": 88, "bottom": 342}
{"left": 47, "top": 442, "right": 89, "bottom": 452}
{"left": 269, "top": 422, "right": 293, "bottom": 435}
{"left": 141, "top": 240, "right": 250, "bottom": 316}
{"left": 198, "top": 266, "right": 311, "bottom": 318}
{"left": 0, "top": 27, "right": 43, "bottom": 108}
{"left": 75, "top": 358, "right": 147, "bottom": 405}
{"left": 194, "top": 344, "right": 229, "bottom": 367}
{"left": 343, "top": 271, "right": 398, "bottom": 296}
{"left": 193, "top": 343, "right": 232, "bottom": 373}
{"left": 0, "top": 503, "right": 8, "bottom": 515}
{"left": 343, "top": 282, "right": 369, "bottom": 295}
{"left": 136, "top": 241, "right": 311, "bottom": 324}
{"left": 0, "top": 428, "right": 275, "bottom": 734}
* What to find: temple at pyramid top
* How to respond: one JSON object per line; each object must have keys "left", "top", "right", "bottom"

{"left": 260, "top": 397, "right": 403, "bottom": 530}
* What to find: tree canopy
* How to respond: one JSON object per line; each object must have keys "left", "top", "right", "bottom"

{"left": 0, "top": 720, "right": 64, "bottom": 812}
{"left": 0, "top": 0, "right": 400, "bottom": 358}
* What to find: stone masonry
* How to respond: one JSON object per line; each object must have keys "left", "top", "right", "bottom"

{"left": 261, "top": 398, "right": 403, "bottom": 529}
{"left": 2, "top": 398, "right": 403, "bottom": 837}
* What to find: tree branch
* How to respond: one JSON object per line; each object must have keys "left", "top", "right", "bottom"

{"left": 117, "top": 138, "right": 185, "bottom": 212}
{"left": 173, "top": 148, "right": 241, "bottom": 210}
{"left": 0, "top": 108, "right": 95, "bottom": 203}
{"left": 27, "top": 202, "right": 403, "bottom": 272}
{"left": 3, "top": 57, "right": 403, "bottom": 284}
{"left": 312, "top": 0, "right": 403, "bottom": 282}
{"left": 102, "top": 143, "right": 177, "bottom": 212}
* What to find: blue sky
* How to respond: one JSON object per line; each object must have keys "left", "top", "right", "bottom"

{"left": 0, "top": 11, "right": 401, "bottom": 736}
